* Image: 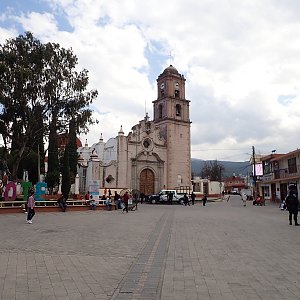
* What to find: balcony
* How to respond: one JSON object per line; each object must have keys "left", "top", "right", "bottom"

{"left": 262, "top": 173, "right": 274, "bottom": 182}
{"left": 274, "top": 165, "right": 300, "bottom": 180}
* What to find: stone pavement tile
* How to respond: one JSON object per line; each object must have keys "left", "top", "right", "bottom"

{"left": 42, "top": 296, "right": 57, "bottom": 300}
{"left": 173, "top": 292, "right": 185, "bottom": 300}
{"left": 65, "top": 293, "right": 84, "bottom": 300}
{"left": 41, "top": 288, "right": 55, "bottom": 297}
{"left": 221, "top": 292, "right": 239, "bottom": 300}
{"left": 64, "top": 282, "right": 79, "bottom": 292}
{"left": 16, "top": 282, "right": 29, "bottom": 292}
{"left": 27, "top": 291, "right": 43, "bottom": 300}
{"left": 1, "top": 290, "right": 16, "bottom": 300}
{"left": 2, "top": 202, "right": 300, "bottom": 299}
{"left": 160, "top": 293, "right": 173, "bottom": 300}
{"left": 195, "top": 291, "right": 211, "bottom": 300}
{"left": 15, "top": 291, "right": 29, "bottom": 300}
{"left": 53, "top": 286, "right": 68, "bottom": 297}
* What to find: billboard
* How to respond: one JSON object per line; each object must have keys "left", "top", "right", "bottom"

{"left": 253, "top": 163, "right": 263, "bottom": 176}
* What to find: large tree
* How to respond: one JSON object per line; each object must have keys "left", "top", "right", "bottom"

{"left": 201, "top": 160, "right": 225, "bottom": 181}
{"left": 0, "top": 32, "right": 98, "bottom": 182}
{"left": 68, "top": 118, "right": 78, "bottom": 184}
{"left": 61, "top": 144, "right": 71, "bottom": 199}
{"left": 0, "top": 33, "right": 46, "bottom": 180}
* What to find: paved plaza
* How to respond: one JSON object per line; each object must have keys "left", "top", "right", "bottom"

{"left": 0, "top": 195, "right": 300, "bottom": 300}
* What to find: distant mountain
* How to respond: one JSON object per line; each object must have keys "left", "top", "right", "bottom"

{"left": 191, "top": 158, "right": 251, "bottom": 178}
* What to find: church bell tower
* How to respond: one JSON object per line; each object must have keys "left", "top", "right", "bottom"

{"left": 153, "top": 65, "right": 191, "bottom": 190}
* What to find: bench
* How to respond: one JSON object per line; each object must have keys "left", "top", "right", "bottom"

{"left": 0, "top": 200, "right": 26, "bottom": 208}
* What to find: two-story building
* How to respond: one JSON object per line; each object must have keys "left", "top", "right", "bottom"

{"left": 224, "top": 176, "right": 247, "bottom": 194}
{"left": 258, "top": 149, "right": 300, "bottom": 202}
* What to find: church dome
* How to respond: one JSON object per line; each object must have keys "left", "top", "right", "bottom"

{"left": 162, "top": 65, "right": 179, "bottom": 75}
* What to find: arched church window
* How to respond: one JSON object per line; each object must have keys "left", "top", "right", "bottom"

{"left": 159, "top": 104, "right": 163, "bottom": 118}
{"left": 174, "top": 83, "right": 180, "bottom": 98}
{"left": 176, "top": 104, "right": 181, "bottom": 116}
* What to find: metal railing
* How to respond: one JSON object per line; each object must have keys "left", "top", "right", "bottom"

{"left": 262, "top": 165, "right": 300, "bottom": 181}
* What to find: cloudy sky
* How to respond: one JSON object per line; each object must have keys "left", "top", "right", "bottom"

{"left": 1, "top": 0, "right": 300, "bottom": 162}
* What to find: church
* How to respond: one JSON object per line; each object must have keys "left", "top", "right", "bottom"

{"left": 76, "top": 65, "right": 191, "bottom": 196}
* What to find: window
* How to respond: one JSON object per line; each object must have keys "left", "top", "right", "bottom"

{"left": 175, "top": 104, "right": 181, "bottom": 116}
{"left": 143, "top": 139, "right": 150, "bottom": 149}
{"left": 158, "top": 104, "right": 163, "bottom": 118}
{"left": 174, "top": 82, "right": 180, "bottom": 98}
{"left": 262, "top": 186, "right": 270, "bottom": 197}
{"left": 288, "top": 157, "right": 297, "bottom": 174}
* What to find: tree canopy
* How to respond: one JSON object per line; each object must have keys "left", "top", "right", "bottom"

{"left": 201, "top": 160, "right": 225, "bottom": 181}
{"left": 0, "top": 32, "right": 98, "bottom": 181}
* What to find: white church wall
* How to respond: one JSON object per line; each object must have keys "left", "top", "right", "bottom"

{"left": 103, "top": 138, "right": 117, "bottom": 164}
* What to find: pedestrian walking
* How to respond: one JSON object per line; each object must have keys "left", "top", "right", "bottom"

{"left": 122, "top": 191, "right": 129, "bottom": 213}
{"left": 84, "top": 191, "right": 90, "bottom": 206}
{"left": 242, "top": 193, "right": 247, "bottom": 207}
{"left": 57, "top": 195, "right": 67, "bottom": 212}
{"left": 168, "top": 191, "right": 173, "bottom": 205}
{"left": 183, "top": 193, "right": 190, "bottom": 206}
{"left": 89, "top": 195, "right": 97, "bottom": 210}
{"left": 140, "top": 192, "right": 145, "bottom": 204}
{"left": 26, "top": 190, "right": 35, "bottom": 224}
{"left": 285, "top": 187, "right": 299, "bottom": 226}
{"left": 191, "top": 191, "right": 196, "bottom": 205}
{"left": 114, "top": 191, "right": 121, "bottom": 209}
{"left": 202, "top": 195, "right": 207, "bottom": 206}
{"left": 105, "top": 196, "right": 113, "bottom": 211}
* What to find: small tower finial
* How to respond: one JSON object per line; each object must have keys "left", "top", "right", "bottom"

{"left": 168, "top": 51, "right": 173, "bottom": 65}
{"left": 85, "top": 139, "right": 88, "bottom": 147}
{"left": 118, "top": 125, "right": 124, "bottom": 136}
{"left": 100, "top": 133, "right": 103, "bottom": 142}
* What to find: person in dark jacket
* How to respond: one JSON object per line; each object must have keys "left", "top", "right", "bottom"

{"left": 183, "top": 193, "right": 190, "bottom": 206}
{"left": 57, "top": 196, "right": 67, "bottom": 212}
{"left": 190, "top": 192, "right": 196, "bottom": 205}
{"left": 202, "top": 195, "right": 207, "bottom": 206}
{"left": 114, "top": 191, "right": 121, "bottom": 209}
{"left": 168, "top": 191, "right": 173, "bottom": 205}
{"left": 285, "top": 188, "right": 299, "bottom": 226}
{"left": 122, "top": 191, "right": 129, "bottom": 213}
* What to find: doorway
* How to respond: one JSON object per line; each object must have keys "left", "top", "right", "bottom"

{"left": 139, "top": 169, "right": 155, "bottom": 196}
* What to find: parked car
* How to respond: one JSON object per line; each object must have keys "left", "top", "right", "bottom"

{"left": 148, "top": 190, "right": 185, "bottom": 204}
{"left": 231, "top": 190, "right": 239, "bottom": 195}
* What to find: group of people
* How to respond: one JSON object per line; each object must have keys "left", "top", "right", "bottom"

{"left": 84, "top": 190, "right": 131, "bottom": 213}
{"left": 23, "top": 186, "right": 299, "bottom": 227}
{"left": 182, "top": 192, "right": 207, "bottom": 206}
{"left": 241, "top": 186, "right": 299, "bottom": 226}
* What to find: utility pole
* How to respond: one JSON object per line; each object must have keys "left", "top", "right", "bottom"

{"left": 252, "top": 146, "right": 257, "bottom": 199}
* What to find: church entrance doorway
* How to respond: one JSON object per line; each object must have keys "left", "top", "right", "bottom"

{"left": 140, "top": 169, "right": 155, "bottom": 196}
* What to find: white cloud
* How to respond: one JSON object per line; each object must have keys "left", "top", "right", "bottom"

{"left": 1, "top": 0, "right": 300, "bottom": 161}
{"left": 16, "top": 12, "right": 58, "bottom": 37}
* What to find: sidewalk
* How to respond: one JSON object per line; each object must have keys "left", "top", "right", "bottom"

{"left": 0, "top": 195, "right": 299, "bottom": 299}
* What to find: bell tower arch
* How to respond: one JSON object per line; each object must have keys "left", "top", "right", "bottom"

{"left": 153, "top": 65, "right": 191, "bottom": 190}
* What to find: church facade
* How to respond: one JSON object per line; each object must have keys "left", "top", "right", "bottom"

{"left": 77, "top": 65, "right": 191, "bottom": 195}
